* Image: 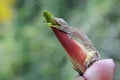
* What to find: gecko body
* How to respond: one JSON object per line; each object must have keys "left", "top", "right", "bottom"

{"left": 54, "top": 17, "right": 100, "bottom": 72}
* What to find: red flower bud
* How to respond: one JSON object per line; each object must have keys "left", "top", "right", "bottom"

{"left": 52, "top": 27, "right": 87, "bottom": 73}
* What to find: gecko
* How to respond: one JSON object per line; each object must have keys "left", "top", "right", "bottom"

{"left": 53, "top": 17, "right": 100, "bottom": 68}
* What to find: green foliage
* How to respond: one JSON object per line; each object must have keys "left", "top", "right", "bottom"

{"left": 0, "top": 0, "right": 120, "bottom": 80}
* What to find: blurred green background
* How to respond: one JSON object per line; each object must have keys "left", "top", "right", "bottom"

{"left": 0, "top": 0, "right": 120, "bottom": 80}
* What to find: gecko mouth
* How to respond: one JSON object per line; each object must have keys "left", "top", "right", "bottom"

{"left": 51, "top": 27, "right": 88, "bottom": 74}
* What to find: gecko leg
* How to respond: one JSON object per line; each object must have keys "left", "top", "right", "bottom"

{"left": 67, "top": 32, "right": 74, "bottom": 40}
{"left": 58, "top": 25, "right": 74, "bottom": 40}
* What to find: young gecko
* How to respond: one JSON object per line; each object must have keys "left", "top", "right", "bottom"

{"left": 54, "top": 17, "right": 100, "bottom": 68}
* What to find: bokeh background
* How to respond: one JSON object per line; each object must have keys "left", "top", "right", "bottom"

{"left": 0, "top": 0, "right": 120, "bottom": 80}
